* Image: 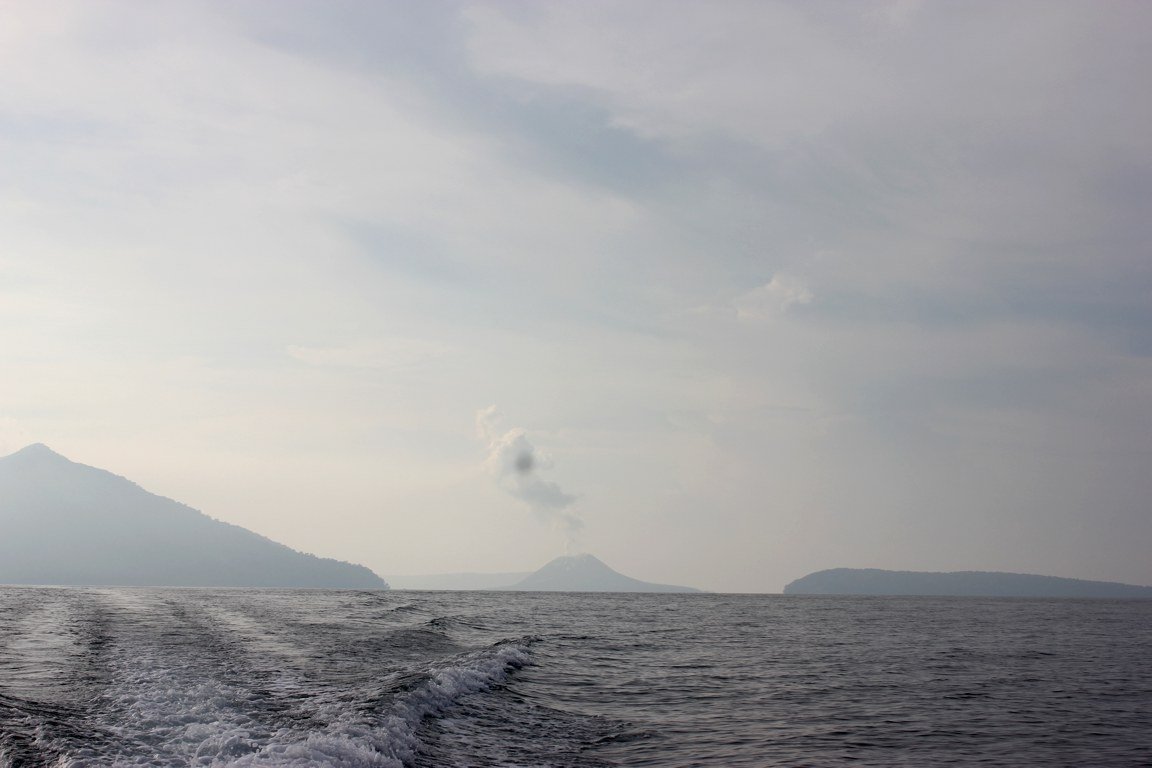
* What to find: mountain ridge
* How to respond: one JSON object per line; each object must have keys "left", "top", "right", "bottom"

{"left": 0, "top": 444, "right": 388, "bottom": 589}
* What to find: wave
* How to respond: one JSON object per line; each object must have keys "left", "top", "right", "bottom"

{"left": 225, "top": 637, "right": 537, "bottom": 767}
{"left": 2, "top": 587, "right": 541, "bottom": 767}
{"left": 2, "top": 639, "right": 536, "bottom": 767}
{"left": 108, "top": 628, "right": 533, "bottom": 766}
{"left": 0, "top": 692, "right": 108, "bottom": 768}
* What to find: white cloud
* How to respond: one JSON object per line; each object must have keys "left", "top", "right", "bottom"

{"left": 734, "top": 274, "right": 814, "bottom": 320}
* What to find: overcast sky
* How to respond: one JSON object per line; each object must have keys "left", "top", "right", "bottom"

{"left": 2, "top": 1, "right": 1150, "bottom": 592}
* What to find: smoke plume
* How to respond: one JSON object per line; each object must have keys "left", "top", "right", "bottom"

{"left": 476, "top": 406, "right": 583, "bottom": 540}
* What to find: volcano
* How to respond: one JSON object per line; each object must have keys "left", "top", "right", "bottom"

{"left": 0, "top": 444, "right": 387, "bottom": 589}
{"left": 508, "top": 553, "right": 699, "bottom": 593}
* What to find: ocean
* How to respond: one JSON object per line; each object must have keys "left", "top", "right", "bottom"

{"left": 0, "top": 588, "right": 1149, "bottom": 767}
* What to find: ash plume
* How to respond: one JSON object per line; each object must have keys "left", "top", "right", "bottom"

{"left": 476, "top": 406, "right": 582, "bottom": 540}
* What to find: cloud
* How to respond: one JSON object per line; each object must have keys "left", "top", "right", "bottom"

{"left": 2, "top": 2, "right": 1151, "bottom": 589}
{"left": 476, "top": 406, "right": 582, "bottom": 538}
{"left": 734, "top": 274, "right": 814, "bottom": 320}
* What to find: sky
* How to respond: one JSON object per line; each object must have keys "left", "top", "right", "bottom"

{"left": 2, "top": 1, "right": 1150, "bottom": 593}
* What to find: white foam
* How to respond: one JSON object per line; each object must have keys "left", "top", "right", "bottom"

{"left": 60, "top": 632, "right": 531, "bottom": 767}
{"left": 3, "top": 590, "right": 536, "bottom": 767}
{"left": 229, "top": 642, "right": 532, "bottom": 767}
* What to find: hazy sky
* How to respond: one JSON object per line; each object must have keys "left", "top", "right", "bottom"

{"left": 2, "top": 1, "right": 1150, "bottom": 592}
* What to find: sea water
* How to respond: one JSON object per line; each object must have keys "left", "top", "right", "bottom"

{"left": 0, "top": 588, "right": 1149, "bottom": 766}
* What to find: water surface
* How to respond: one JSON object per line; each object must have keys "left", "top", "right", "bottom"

{"left": 1, "top": 588, "right": 1149, "bottom": 766}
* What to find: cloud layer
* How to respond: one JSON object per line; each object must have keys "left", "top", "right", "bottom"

{"left": 2, "top": 2, "right": 1150, "bottom": 590}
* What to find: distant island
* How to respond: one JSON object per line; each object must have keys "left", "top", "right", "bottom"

{"left": 784, "top": 568, "right": 1152, "bottom": 598}
{"left": 505, "top": 554, "right": 700, "bottom": 593}
{"left": 388, "top": 554, "right": 699, "bottom": 593}
{"left": 0, "top": 444, "right": 388, "bottom": 589}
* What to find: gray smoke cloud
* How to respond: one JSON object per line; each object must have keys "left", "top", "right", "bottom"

{"left": 476, "top": 405, "right": 583, "bottom": 540}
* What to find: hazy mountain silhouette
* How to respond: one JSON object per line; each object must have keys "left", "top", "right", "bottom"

{"left": 784, "top": 568, "right": 1152, "bottom": 598}
{"left": 508, "top": 554, "right": 699, "bottom": 593}
{"left": 0, "top": 444, "right": 387, "bottom": 589}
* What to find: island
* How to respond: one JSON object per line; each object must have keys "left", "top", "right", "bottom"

{"left": 0, "top": 444, "right": 388, "bottom": 589}
{"left": 505, "top": 553, "right": 700, "bottom": 593}
{"left": 783, "top": 568, "right": 1152, "bottom": 598}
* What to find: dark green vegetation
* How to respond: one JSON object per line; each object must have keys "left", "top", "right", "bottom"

{"left": 0, "top": 444, "right": 387, "bottom": 589}
{"left": 785, "top": 568, "right": 1152, "bottom": 598}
